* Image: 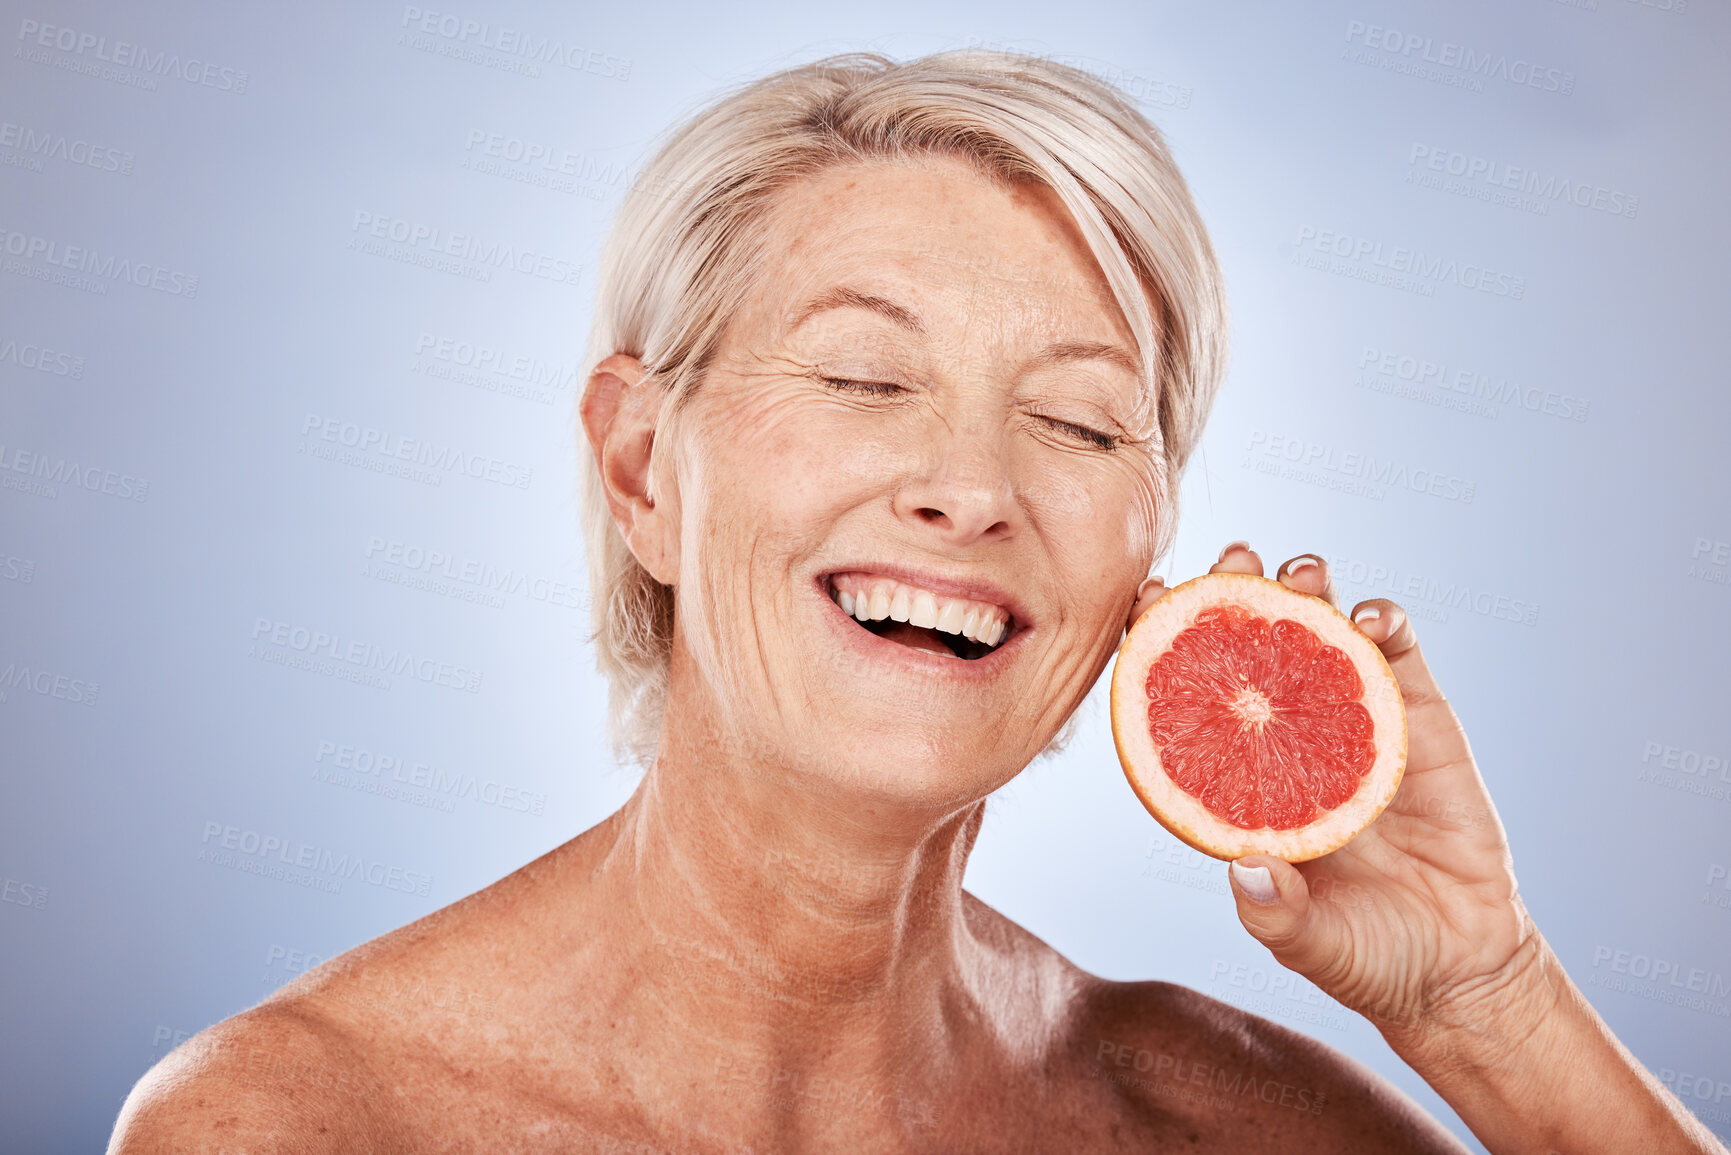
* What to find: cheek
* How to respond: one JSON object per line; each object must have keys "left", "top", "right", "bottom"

{"left": 1017, "top": 453, "right": 1162, "bottom": 574}
{"left": 683, "top": 390, "right": 919, "bottom": 550}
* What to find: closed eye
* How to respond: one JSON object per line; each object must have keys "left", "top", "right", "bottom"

{"left": 822, "top": 377, "right": 906, "bottom": 398}
{"left": 821, "top": 377, "right": 1119, "bottom": 449}
{"left": 1040, "top": 417, "right": 1119, "bottom": 451}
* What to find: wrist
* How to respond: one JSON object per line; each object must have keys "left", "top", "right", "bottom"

{"left": 1379, "top": 918, "right": 1566, "bottom": 1094}
{"left": 1380, "top": 930, "right": 1728, "bottom": 1154}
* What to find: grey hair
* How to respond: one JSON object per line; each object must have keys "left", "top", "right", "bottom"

{"left": 578, "top": 49, "right": 1227, "bottom": 768}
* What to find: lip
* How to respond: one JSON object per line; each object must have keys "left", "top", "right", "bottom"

{"left": 816, "top": 564, "right": 1033, "bottom": 633}
{"left": 814, "top": 586, "right": 1030, "bottom": 677}
{"left": 811, "top": 564, "right": 1032, "bottom": 673}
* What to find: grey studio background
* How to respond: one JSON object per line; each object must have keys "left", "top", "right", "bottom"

{"left": 1, "top": 0, "right": 1727, "bottom": 1150}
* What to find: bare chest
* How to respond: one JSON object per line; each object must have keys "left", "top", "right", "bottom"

{"left": 350, "top": 1043, "right": 1247, "bottom": 1155}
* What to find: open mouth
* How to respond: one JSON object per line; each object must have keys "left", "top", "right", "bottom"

{"left": 825, "top": 572, "right": 1014, "bottom": 661}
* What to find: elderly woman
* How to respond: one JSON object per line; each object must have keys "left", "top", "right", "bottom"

{"left": 113, "top": 51, "right": 1722, "bottom": 1154}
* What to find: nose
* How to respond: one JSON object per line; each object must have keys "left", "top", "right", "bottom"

{"left": 891, "top": 416, "right": 1021, "bottom": 545}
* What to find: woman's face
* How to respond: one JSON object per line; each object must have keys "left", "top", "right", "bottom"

{"left": 657, "top": 154, "right": 1165, "bottom": 807}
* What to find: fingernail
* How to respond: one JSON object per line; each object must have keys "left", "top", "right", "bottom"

{"left": 1230, "top": 861, "right": 1279, "bottom": 905}
{"left": 1353, "top": 606, "right": 1381, "bottom": 624}
{"left": 1284, "top": 556, "right": 1319, "bottom": 576}
{"left": 1218, "top": 540, "right": 1250, "bottom": 563}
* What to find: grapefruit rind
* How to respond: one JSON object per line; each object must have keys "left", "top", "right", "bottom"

{"left": 1109, "top": 572, "right": 1407, "bottom": 863}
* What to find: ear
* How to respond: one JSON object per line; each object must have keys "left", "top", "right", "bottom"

{"left": 580, "top": 353, "right": 680, "bottom": 585}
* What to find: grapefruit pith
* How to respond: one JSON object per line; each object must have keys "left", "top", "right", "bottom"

{"left": 1109, "top": 572, "right": 1407, "bottom": 863}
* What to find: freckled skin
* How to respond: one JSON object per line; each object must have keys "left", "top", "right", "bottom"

{"left": 664, "top": 159, "right": 1166, "bottom": 798}
{"left": 108, "top": 157, "right": 1470, "bottom": 1154}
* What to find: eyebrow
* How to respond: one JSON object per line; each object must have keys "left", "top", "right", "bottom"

{"left": 788, "top": 286, "right": 925, "bottom": 336}
{"left": 1026, "top": 340, "right": 1142, "bottom": 379}
{"left": 788, "top": 286, "right": 1141, "bottom": 378}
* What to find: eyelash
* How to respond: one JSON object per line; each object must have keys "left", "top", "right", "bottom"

{"left": 822, "top": 377, "right": 905, "bottom": 399}
{"left": 820, "top": 378, "right": 1120, "bottom": 452}
{"left": 1045, "top": 420, "right": 1119, "bottom": 452}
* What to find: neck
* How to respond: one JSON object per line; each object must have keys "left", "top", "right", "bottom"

{"left": 583, "top": 663, "right": 994, "bottom": 1061}
{"left": 621, "top": 725, "right": 980, "bottom": 1011}
{"left": 533, "top": 649, "right": 1072, "bottom": 1143}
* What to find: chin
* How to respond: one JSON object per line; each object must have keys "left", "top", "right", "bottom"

{"left": 780, "top": 719, "right": 1028, "bottom": 811}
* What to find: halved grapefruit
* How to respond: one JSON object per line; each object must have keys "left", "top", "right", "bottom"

{"left": 1110, "top": 572, "right": 1406, "bottom": 862}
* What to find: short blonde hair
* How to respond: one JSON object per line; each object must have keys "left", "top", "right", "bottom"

{"left": 579, "top": 49, "right": 1227, "bottom": 767}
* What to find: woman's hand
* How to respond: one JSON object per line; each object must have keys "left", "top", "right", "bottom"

{"left": 1132, "top": 542, "right": 1534, "bottom": 1041}
{"left": 1127, "top": 543, "right": 1729, "bottom": 1154}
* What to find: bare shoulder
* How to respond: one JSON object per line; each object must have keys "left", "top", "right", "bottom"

{"left": 108, "top": 1000, "right": 391, "bottom": 1154}
{"left": 1068, "top": 976, "right": 1474, "bottom": 1154}
{"left": 109, "top": 834, "right": 591, "bottom": 1153}
{"left": 954, "top": 895, "right": 1468, "bottom": 1150}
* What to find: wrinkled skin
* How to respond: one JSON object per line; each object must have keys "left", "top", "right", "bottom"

{"left": 109, "top": 157, "right": 1725, "bottom": 1155}
{"left": 645, "top": 159, "right": 1165, "bottom": 810}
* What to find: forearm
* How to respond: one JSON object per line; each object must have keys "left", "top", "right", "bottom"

{"left": 1384, "top": 932, "right": 1727, "bottom": 1155}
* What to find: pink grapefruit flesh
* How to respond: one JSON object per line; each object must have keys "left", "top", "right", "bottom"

{"left": 1110, "top": 571, "right": 1407, "bottom": 862}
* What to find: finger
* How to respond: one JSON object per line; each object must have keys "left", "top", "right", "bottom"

{"left": 1276, "top": 554, "right": 1339, "bottom": 608}
{"left": 1126, "top": 576, "right": 1168, "bottom": 632}
{"left": 1348, "top": 599, "right": 1474, "bottom": 772}
{"left": 1209, "top": 540, "right": 1264, "bottom": 577}
{"left": 1228, "top": 856, "right": 1340, "bottom": 979}
{"left": 1347, "top": 599, "right": 1442, "bottom": 700}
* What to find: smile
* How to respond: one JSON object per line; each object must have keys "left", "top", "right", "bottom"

{"left": 825, "top": 572, "right": 1014, "bottom": 661}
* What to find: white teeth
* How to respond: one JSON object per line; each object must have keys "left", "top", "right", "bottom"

{"left": 830, "top": 575, "right": 1012, "bottom": 647}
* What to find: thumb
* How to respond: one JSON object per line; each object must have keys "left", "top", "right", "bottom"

{"left": 1228, "top": 856, "right": 1326, "bottom": 966}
